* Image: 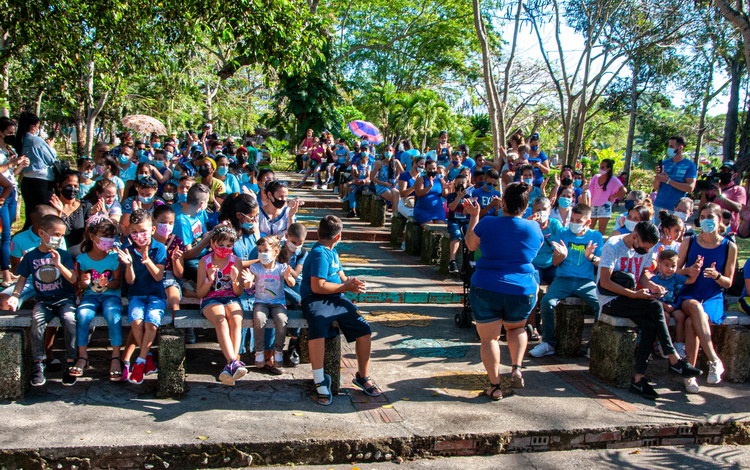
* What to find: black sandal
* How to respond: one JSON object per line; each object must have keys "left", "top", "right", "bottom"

{"left": 511, "top": 365, "right": 525, "bottom": 388}
{"left": 353, "top": 372, "right": 382, "bottom": 397}
{"left": 484, "top": 383, "right": 504, "bottom": 401}
{"left": 315, "top": 374, "right": 333, "bottom": 406}
{"left": 69, "top": 357, "right": 89, "bottom": 377}
{"left": 109, "top": 358, "right": 123, "bottom": 381}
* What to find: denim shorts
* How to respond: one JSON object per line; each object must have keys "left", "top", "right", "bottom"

{"left": 302, "top": 294, "right": 371, "bottom": 342}
{"left": 163, "top": 271, "right": 182, "bottom": 292}
{"left": 447, "top": 220, "right": 469, "bottom": 240}
{"left": 591, "top": 203, "right": 612, "bottom": 219}
{"left": 470, "top": 286, "right": 536, "bottom": 324}
{"left": 201, "top": 296, "right": 241, "bottom": 310}
{"left": 128, "top": 295, "right": 167, "bottom": 326}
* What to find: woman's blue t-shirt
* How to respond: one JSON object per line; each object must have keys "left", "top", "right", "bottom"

{"left": 471, "top": 216, "right": 543, "bottom": 295}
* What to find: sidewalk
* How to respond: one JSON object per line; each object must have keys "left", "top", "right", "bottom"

{"left": 2, "top": 178, "right": 750, "bottom": 468}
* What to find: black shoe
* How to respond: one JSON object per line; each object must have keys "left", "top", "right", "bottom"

{"left": 62, "top": 364, "right": 77, "bottom": 386}
{"left": 448, "top": 260, "right": 459, "bottom": 273}
{"left": 185, "top": 328, "right": 197, "bottom": 345}
{"left": 668, "top": 358, "right": 702, "bottom": 378}
{"left": 347, "top": 210, "right": 357, "bottom": 218}
{"left": 30, "top": 362, "right": 46, "bottom": 387}
{"left": 630, "top": 377, "right": 659, "bottom": 399}
{"left": 46, "top": 358, "right": 62, "bottom": 373}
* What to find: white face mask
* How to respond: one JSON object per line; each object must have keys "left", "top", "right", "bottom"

{"left": 259, "top": 252, "right": 275, "bottom": 265}
{"left": 286, "top": 240, "right": 298, "bottom": 252}
{"left": 537, "top": 210, "right": 550, "bottom": 224}
{"left": 45, "top": 234, "right": 63, "bottom": 250}
{"left": 673, "top": 211, "right": 688, "bottom": 222}
{"left": 569, "top": 222, "right": 585, "bottom": 234}
{"left": 625, "top": 220, "right": 638, "bottom": 232}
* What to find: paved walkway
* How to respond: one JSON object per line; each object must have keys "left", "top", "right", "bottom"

{"left": 2, "top": 175, "right": 750, "bottom": 468}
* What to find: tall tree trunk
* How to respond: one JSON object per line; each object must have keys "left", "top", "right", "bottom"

{"left": 83, "top": 60, "right": 109, "bottom": 156}
{"left": 724, "top": 57, "right": 743, "bottom": 161}
{"left": 472, "top": 0, "right": 502, "bottom": 163}
{"left": 0, "top": 62, "right": 8, "bottom": 118}
{"left": 624, "top": 62, "right": 641, "bottom": 183}
{"left": 74, "top": 108, "right": 85, "bottom": 156}
{"left": 33, "top": 89, "right": 43, "bottom": 116}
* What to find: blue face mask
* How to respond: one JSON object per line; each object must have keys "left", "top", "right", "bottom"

{"left": 483, "top": 182, "right": 494, "bottom": 191}
{"left": 118, "top": 154, "right": 131, "bottom": 165}
{"left": 241, "top": 222, "right": 254, "bottom": 231}
{"left": 153, "top": 160, "right": 165, "bottom": 169}
{"left": 172, "top": 170, "right": 182, "bottom": 179}
{"left": 178, "top": 193, "right": 188, "bottom": 203}
{"left": 217, "top": 167, "right": 229, "bottom": 177}
{"left": 558, "top": 197, "right": 572, "bottom": 208}
{"left": 666, "top": 148, "right": 677, "bottom": 158}
{"left": 152, "top": 142, "right": 161, "bottom": 149}
{"left": 700, "top": 218, "right": 717, "bottom": 233}
{"left": 523, "top": 178, "right": 533, "bottom": 185}
{"left": 138, "top": 195, "right": 154, "bottom": 204}
{"left": 531, "top": 145, "right": 539, "bottom": 151}
{"left": 240, "top": 173, "right": 250, "bottom": 183}
{"left": 573, "top": 179, "right": 582, "bottom": 188}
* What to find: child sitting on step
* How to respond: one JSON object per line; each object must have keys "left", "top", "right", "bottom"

{"left": 649, "top": 249, "right": 690, "bottom": 358}
{"left": 196, "top": 225, "right": 247, "bottom": 386}
{"left": 244, "top": 235, "right": 295, "bottom": 375}
{"left": 301, "top": 215, "right": 381, "bottom": 406}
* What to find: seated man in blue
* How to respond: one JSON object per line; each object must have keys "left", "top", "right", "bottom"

{"left": 530, "top": 203, "right": 603, "bottom": 358}
{"left": 471, "top": 168, "right": 502, "bottom": 218}
{"left": 301, "top": 215, "right": 380, "bottom": 406}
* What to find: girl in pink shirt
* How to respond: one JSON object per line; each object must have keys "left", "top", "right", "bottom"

{"left": 589, "top": 158, "right": 626, "bottom": 234}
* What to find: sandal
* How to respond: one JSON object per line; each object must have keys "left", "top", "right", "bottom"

{"left": 353, "top": 372, "right": 382, "bottom": 397}
{"left": 483, "top": 383, "right": 504, "bottom": 401}
{"left": 511, "top": 365, "right": 525, "bottom": 388}
{"left": 109, "top": 358, "right": 123, "bottom": 381}
{"left": 69, "top": 357, "right": 89, "bottom": 377}
{"left": 315, "top": 374, "right": 333, "bottom": 406}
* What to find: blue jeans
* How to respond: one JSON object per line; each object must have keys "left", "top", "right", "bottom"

{"left": 348, "top": 184, "right": 364, "bottom": 209}
{"left": 0, "top": 188, "right": 17, "bottom": 270}
{"left": 128, "top": 295, "right": 166, "bottom": 326}
{"left": 239, "top": 294, "right": 275, "bottom": 354}
{"left": 539, "top": 276, "right": 599, "bottom": 347}
{"left": 77, "top": 295, "right": 123, "bottom": 347}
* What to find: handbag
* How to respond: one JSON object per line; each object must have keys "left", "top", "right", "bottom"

{"left": 597, "top": 270, "right": 636, "bottom": 296}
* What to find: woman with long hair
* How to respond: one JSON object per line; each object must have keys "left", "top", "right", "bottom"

{"left": 16, "top": 112, "right": 58, "bottom": 228}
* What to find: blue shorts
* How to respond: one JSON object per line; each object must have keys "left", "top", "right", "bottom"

{"left": 302, "top": 294, "right": 371, "bottom": 342}
{"left": 679, "top": 294, "right": 725, "bottom": 325}
{"left": 375, "top": 185, "right": 392, "bottom": 196}
{"left": 128, "top": 295, "right": 167, "bottom": 326}
{"left": 163, "top": 272, "right": 182, "bottom": 292}
{"left": 201, "top": 296, "right": 241, "bottom": 310}
{"left": 470, "top": 286, "right": 536, "bottom": 324}
{"left": 447, "top": 220, "right": 469, "bottom": 240}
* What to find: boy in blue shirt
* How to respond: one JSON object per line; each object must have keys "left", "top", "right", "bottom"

{"left": 650, "top": 249, "right": 689, "bottom": 357}
{"left": 10, "top": 215, "right": 78, "bottom": 387}
{"left": 301, "top": 215, "right": 380, "bottom": 405}
{"left": 115, "top": 209, "right": 167, "bottom": 385}
{"left": 530, "top": 203, "right": 604, "bottom": 358}
{"left": 471, "top": 169, "right": 502, "bottom": 218}
{"left": 446, "top": 176, "right": 470, "bottom": 273}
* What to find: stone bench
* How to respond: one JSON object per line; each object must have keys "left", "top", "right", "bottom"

{"left": 370, "top": 194, "right": 386, "bottom": 227}
{"left": 404, "top": 217, "right": 422, "bottom": 256}
{"left": 554, "top": 297, "right": 594, "bottom": 357}
{"left": 420, "top": 223, "right": 449, "bottom": 270}
{"left": 358, "top": 190, "right": 373, "bottom": 223}
{"left": 390, "top": 213, "right": 407, "bottom": 247}
{"left": 590, "top": 308, "right": 745, "bottom": 387}
{"left": 0, "top": 310, "right": 175, "bottom": 401}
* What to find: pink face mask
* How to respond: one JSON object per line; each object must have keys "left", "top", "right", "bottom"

{"left": 156, "top": 223, "right": 173, "bottom": 238}
{"left": 131, "top": 231, "right": 151, "bottom": 247}
{"left": 96, "top": 237, "right": 115, "bottom": 251}
{"left": 213, "top": 246, "right": 233, "bottom": 259}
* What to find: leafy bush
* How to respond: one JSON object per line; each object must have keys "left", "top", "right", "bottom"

{"left": 579, "top": 147, "right": 625, "bottom": 179}
{"left": 627, "top": 168, "right": 653, "bottom": 193}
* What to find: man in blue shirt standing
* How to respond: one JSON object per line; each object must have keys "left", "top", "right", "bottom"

{"left": 653, "top": 135, "right": 697, "bottom": 214}
{"left": 530, "top": 204, "right": 603, "bottom": 358}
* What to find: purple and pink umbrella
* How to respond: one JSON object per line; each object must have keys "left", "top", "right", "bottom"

{"left": 347, "top": 120, "right": 384, "bottom": 145}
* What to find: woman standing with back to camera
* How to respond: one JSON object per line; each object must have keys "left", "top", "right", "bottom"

{"left": 15, "top": 112, "right": 59, "bottom": 228}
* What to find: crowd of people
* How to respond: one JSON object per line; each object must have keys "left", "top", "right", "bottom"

{"left": 1, "top": 111, "right": 747, "bottom": 404}
{"left": 303, "top": 130, "right": 744, "bottom": 400}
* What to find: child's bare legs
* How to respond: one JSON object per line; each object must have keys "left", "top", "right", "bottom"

{"left": 138, "top": 323, "right": 158, "bottom": 360}
{"left": 594, "top": 218, "right": 608, "bottom": 234}
{"left": 355, "top": 334, "right": 375, "bottom": 387}
{"left": 130, "top": 321, "right": 145, "bottom": 360}
{"left": 672, "top": 309, "right": 686, "bottom": 343}
{"left": 449, "top": 239, "right": 460, "bottom": 261}
{"left": 121, "top": 329, "right": 137, "bottom": 363}
{"left": 204, "top": 304, "right": 236, "bottom": 363}
{"left": 227, "top": 303, "right": 244, "bottom": 358}
{"left": 166, "top": 286, "right": 181, "bottom": 316}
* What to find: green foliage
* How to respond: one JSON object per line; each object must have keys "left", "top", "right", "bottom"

{"left": 580, "top": 147, "right": 626, "bottom": 179}
{"left": 262, "top": 137, "right": 291, "bottom": 162}
{"left": 627, "top": 168, "right": 654, "bottom": 193}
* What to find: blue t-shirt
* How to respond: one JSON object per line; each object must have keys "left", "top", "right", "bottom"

{"left": 240, "top": 182, "right": 261, "bottom": 195}
{"left": 555, "top": 228, "right": 604, "bottom": 281}
{"left": 654, "top": 157, "right": 697, "bottom": 210}
{"left": 76, "top": 252, "right": 121, "bottom": 297}
{"left": 126, "top": 240, "right": 168, "bottom": 298}
{"left": 301, "top": 243, "right": 342, "bottom": 299}
{"left": 174, "top": 211, "right": 207, "bottom": 247}
{"left": 221, "top": 174, "right": 241, "bottom": 194}
{"left": 471, "top": 216, "right": 543, "bottom": 295}
{"left": 398, "top": 171, "right": 415, "bottom": 189}
{"left": 471, "top": 187, "right": 502, "bottom": 216}
{"left": 120, "top": 163, "right": 137, "bottom": 182}
{"left": 463, "top": 157, "right": 476, "bottom": 171}
{"left": 447, "top": 193, "right": 468, "bottom": 221}
{"left": 528, "top": 151, "right": 548, "bottom": 186}
{"left": 17, "top": 248, "right": 76, "bottom": 299}
{"left": 11, "top": 228, "right": 67, "bottom": 259}
{"left": 532, "top": 218, "right": 563, "bottom": 269}
{"left": 446, "top": 164, "right": 468, "bottom": 181}
{"left": 651, "top": 272, "right": 687, "bottom": 305}
{"left": 233, "top": 230, "right": 259, "bottom": 260}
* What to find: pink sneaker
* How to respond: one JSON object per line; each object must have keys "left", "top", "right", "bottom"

{"left": 120, "top": 362, "right": 130, "bottom": 382}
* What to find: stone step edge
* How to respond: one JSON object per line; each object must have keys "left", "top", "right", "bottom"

{"left": 345, "top": 292, "right": 463, "bottom": 303}
{"left": 3, "top": 419, "right": 746, "bottom": 469}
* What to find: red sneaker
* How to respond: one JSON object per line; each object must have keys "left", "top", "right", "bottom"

{"left": 128, "top": 362, "right": 145, "bottom": 385}
{"left": 145, "top": 354, "right": 158, "bottom": 376}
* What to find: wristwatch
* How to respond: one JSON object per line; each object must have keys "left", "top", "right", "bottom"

{"left": 715, "top": 272, "right": 721, "bottom": 280}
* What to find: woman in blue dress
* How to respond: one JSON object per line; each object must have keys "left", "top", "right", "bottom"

{"left": 412, "top": 160, "right": 447, "bottom": 225}
{"left": 371, "top": 145, "right": 404, "bottom": 209}
{"left": 677, "top": 202, "right": 736, "bottom": 392}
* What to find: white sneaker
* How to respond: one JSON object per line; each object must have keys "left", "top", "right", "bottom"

{"left": 322, "top": 184, "right": 328, "bottom": 190}
{"left": 312, "top": 185, "right": 318, "bottom": 190}
{"left": 684, "top": 377, "right": 700, "bottom": 393}
{"left": 529, "top": 342, "right": 555, "bottom": 358}
{"left": 707, "top": 360, "right": 724, "bottom": 384}
{"left": 674, "top": 342, "right": 686, "bottom": 358}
